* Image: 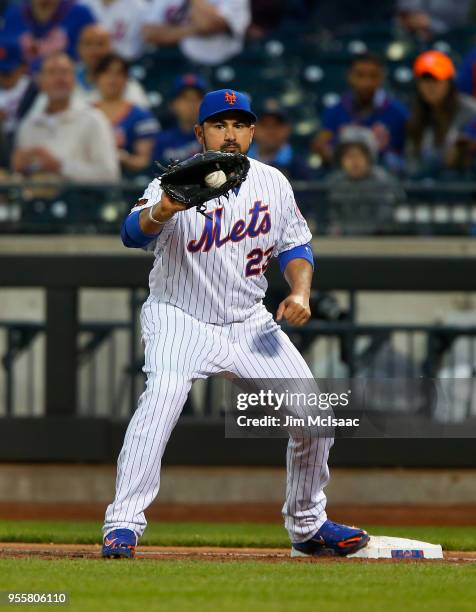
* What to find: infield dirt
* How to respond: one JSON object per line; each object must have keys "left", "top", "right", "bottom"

{"left": 0, "top": 543, "right": 475, "bottom": 563}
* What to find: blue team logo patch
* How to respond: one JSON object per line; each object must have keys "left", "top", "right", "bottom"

{"left": 391, "top": 550, "right": 424, "bottom": 558}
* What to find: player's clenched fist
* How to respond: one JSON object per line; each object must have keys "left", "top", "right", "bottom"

{"left": 276, "top": 293, "right": 311, "bottom": 326}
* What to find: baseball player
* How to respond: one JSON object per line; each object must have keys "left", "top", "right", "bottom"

{"left": 102, "top": 89, "right": 369, "bottom": 558}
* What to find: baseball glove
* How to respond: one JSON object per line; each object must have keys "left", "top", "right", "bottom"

{"left": 157, "top": 150, "right": 250, "bottom": 218}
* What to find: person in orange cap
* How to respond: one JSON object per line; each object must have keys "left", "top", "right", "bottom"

{"left": 406, "top": 50, "right": 476, "bottom": 176}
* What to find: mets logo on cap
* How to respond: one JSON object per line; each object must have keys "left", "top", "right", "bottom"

{"left": 225, "top": 91, "right": 237, "bottom": 105}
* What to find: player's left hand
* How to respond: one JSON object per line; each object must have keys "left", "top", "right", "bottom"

{"left": 276, "top": 293, "right": 311, "bottom": 326}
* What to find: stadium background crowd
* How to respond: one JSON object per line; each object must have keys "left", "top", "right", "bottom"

{"left": 2, "top": 0, "right": 476, "bottom": 233}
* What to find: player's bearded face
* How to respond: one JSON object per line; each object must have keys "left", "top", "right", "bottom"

{"left": 197, "top": 112, "right": 255, "bottom": 155}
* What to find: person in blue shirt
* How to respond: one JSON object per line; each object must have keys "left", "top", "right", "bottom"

{"left": 95, "top": 53, "right": 159, "bottom": 177}
{"left": 2, "top": 0, "right": 95, "bottom": 72}
{"left": 0, "top": 36, "right": 39, "bottom": 164}
{"left": 312, "top": 53, "right": 408, "bottom": 173}
{"left": 152, "top": 74, "right": 206, "bottom": 167}
{"left": 456, "top": 48, "right": 476, "bottom": 98}
{"left": 248, "top": 102, "right": 312, "bottom": 181}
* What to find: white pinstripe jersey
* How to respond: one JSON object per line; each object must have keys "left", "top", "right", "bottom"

{"left": 131, "top": 158, "right": 312, "bottom": 324}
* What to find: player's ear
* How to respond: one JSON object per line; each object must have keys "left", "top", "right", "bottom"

{"left": 195, "top": 124, "right": 204, "bottom": 147}
{"left": 249, "top": 124, "right": 255, "bottom": 144}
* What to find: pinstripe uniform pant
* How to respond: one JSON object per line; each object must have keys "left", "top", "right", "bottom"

{"left": 104, "top": 297, "right": 334, "bottom": 543}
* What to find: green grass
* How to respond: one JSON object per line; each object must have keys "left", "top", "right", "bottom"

{"left": 0, "top": 558, "right": 475, "bottom": 612}
{"left": 0, "top": 520, "right": 476, "bottom": 551}
{"left": 0, "top": 521, "right": 475, "bottom": 611}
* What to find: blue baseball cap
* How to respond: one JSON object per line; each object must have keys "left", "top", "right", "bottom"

{"left": 198, "top": 89, "right": 257, "bottom": 124}
{"left": 0, "top": 38, "right": 23, "bottom": 73}
{"left": 171, "top": 73, "right": 207, "bottom": 98}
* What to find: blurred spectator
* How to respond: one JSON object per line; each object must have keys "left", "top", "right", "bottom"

{"left": 326, "top": 126, "right": 405, "bottom": 234}
{"left": 143, "top": 0, "right": 251, "bottom": 66}
{"left": 248, "top": 102, "right": 312, "bottom": 180}
{"left": 12, "top": 51, "right": 119, "bottom": 183}
{"left": 76, "top": 24, "right": 149, "bottom": 107}
{"left": 2, "top": 0, "right": 95, "bottom": 71}
{"left": 312, "top": 53, "right": 408, "bottom": 173}
{"left": 95, "top": 53, "right": 159, "bottom": 176}
{"left": 0, "top": 38, "right": 39, "bottom": 162}
{"left": 0, "top": 126, "right": 9, "bottom": 172}
{"left": 81, "top": 0, "right": 147, "bottom": 61}
{"left": 406, "top": 51, "right": 476, "bottom": 177}
{"left": 458, "top": 117, "right": 476, "bottom": 174}
{"left": 396, "top": 0, "right": 472, "bottom": 40}
{"left": 455, "top": 44, "right": 476, "bottom": 99}
{"left": 152, "top": 74, "right": 205, "bottom": 165}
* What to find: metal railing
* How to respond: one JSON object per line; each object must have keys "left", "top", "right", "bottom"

{"left": 2, "top": 315, "right": 476, "bottom": 422}
{"left": 1, "top": 255, "right": 476, "bottom": 422}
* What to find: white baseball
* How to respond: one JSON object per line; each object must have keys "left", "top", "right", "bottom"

{"left": 205, "top": 170, "right": 227, "bottom": 188}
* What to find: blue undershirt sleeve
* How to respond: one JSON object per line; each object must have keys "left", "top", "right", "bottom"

{"left": 277, "top": 243, "right": 314, "bottom": 274}
{"left": 120, "top": 210, "right": 158, "bottom": 248}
